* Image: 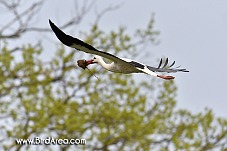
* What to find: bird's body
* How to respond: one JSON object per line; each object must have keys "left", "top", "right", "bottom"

{"left": 92, "top": 56, "right": 141, "bottom": 74}
{"left": 49, "top": 20, "right": 189, "bottom": 80}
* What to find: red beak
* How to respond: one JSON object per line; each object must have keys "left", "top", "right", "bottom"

{"left": 86, "top": 59, "right": 95, "bottom": 65}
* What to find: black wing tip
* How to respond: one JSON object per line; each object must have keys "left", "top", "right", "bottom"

{"left": 129, "top": 61, "right": 145, "bottom": 69}
{"left": 177, "top": 68, "right": 189, "bottom": 72}
{"left": 163, "top": 58, "right": 168, "bottom": 68}
{"left": 152, "top": 58, "right": 189, "bottom": 73}
{"left": 183, "top": 70, "right": 189, "bottom": 72}
{"left": 49, "top": 19, "right": 55, "bottom": 29}
{"left": 169, "top": 61, "right": 175, "bottom": 67}
{"left": 49, "top": 19, "right": 75, "bottom": 46}
{"left": 48, "top": 19, "right": 61, "bottom": 33}
{"left": 158, "top": 58, "right": 162, "bottom": 68}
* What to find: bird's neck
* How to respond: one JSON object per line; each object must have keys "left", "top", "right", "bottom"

{"left": 98, "top": 59, "right": 114, "bottom": 71}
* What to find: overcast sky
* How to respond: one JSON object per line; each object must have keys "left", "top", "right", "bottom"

{"left": 2, "top": 0, "right": 227, "bottom": 118}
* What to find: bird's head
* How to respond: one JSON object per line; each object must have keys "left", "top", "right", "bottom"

{"left": 86, "top": 55, "right": 102, "bottom": 65}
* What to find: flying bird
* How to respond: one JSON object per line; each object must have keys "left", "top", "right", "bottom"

{"left": 49, "top": 19, "right": 189, "bottom": 80}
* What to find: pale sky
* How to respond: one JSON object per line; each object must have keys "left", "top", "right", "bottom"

{"left": 2, "top": 0, "right": 227, "bottom": 118}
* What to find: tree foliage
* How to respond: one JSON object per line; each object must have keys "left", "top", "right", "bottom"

{"left": 0, "top": 1, "right": 226, "bottom": 151}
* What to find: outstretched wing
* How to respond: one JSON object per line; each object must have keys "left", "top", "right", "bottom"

{"left": 147, "top": 58, "right": 189, "bottom": 73}
{"left": 49, "top": 19, "right": 130, "bottom": 66}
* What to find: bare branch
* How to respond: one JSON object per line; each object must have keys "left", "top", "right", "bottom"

{"left": 0, "top": 0, "right": 95, "bottom": 38}
{"left": 0, "top": 0, "right": 43, "bottom": 39}
{"left": 94, "top": 3, "right": 122, "bottom": 24}
{"left": 9, "top": 40, "right": 41, "bottom": 53}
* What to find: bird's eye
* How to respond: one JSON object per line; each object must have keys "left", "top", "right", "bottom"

{"left": 94, "top": 57, "right": 96, "bottom": 59}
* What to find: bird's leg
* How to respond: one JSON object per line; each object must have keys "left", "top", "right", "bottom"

{"left": 157, "top": 75, "right": 175, "bottom": 80}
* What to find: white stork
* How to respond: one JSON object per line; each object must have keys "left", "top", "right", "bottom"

{"left": 49, "top": 20, "right": 189, "bottom": 80}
